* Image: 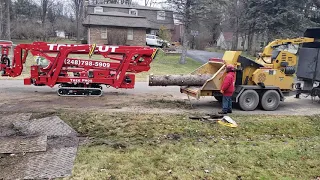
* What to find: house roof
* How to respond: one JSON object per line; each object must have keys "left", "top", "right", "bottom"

{"left": 148, "top": 20, "right": 174, "bottom": 30}
{"left": 83, "top": 14, "right": 150, "bottom": 28}
{"left": 90, "top": 11, "right": 145, "bottom": 18}
{"left": 222, "top": 32, "right": 234, "bottom": 41}
{"left": 88, "top": 3, "right": 172, "bottom": 12}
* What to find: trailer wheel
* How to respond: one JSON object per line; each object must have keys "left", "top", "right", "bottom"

{"left": 239, "top": 90, "right": 259, "bottom": 111}
{"left": 260, "top": 90, "right": 280, "bottom": 111}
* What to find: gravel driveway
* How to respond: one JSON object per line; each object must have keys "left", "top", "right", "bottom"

{"left": 186, "top": 50, "right": 223, "bottom": 64}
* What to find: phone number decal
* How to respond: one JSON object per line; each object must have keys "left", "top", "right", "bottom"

{"left": 65, "top": 59, "right": 110, "bottom": 68}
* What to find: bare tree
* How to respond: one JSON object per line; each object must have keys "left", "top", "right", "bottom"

{"left": 0, "top": 1, "right": 3, "bottom": 39}
{"left": 0, "top": 0, "right": 11, "bottom": 40}
{"left": 5, "top": 0, "right": 11, "bottom": 40}
{"left": 71, "top": 0, "right": 84, "bottom": 42}
{"left": 40, "top": 0, "right": 53, "bottom": 40}
{"left": 145, "top": 0, "right": 153, "bottom": 6}
{"left": 166, "top": 0, "right": 210, "bottom": 64}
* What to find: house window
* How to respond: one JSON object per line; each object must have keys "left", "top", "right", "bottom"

{"left": 101, "top": 28, "right": 108, "bottom": 39}
{"left": 127, "top": 28, "right": 133, "bottom": 40}
{"left": 150, "top": 30, "right": 158, "bottom": 35}
{"left": 157, "top": 11, "right": 166, "bottom": 20}
{"left": 94, "top": 7, "right": 103, "bottom": 13}
{"left": 129, "top": 9, "right": 138, "bottom": 16}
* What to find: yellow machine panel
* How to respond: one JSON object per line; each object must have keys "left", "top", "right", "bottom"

{"left": 252, "top": 69, "right": 294, "bottom": 90}
{"left": 273, "top": 51, "right": 297, "bottom": 69}
{"left": 222, "top": 51, "right": 242, "bottom": 66}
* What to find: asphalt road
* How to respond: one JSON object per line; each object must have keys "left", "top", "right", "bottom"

{"left": 186, "top": 50, "right": 223, "bottom": 64}
{"left": 0, "top": 80, "right": 319, "bottom": 116}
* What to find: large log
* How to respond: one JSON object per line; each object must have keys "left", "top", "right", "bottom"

{"left": 148, "top": 74, "right": 212, "bottom": 86}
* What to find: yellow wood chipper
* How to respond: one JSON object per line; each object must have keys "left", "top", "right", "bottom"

{"left": 149, "top": 28, "right": 320, "bottom": 111}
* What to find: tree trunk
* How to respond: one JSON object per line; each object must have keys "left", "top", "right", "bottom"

{"left": 5, "top": 0, "right": 10, "bottom": 40}
{"left": 0, "top": 2, "right": 3, "bottom": 39}
{"left": 76, "top": 10, "right": 80, "bottom": 42}
{"left": 179, "top": 0, "right": 191, "bottom": 64}
{"left": 180, "top": 26, "right": 188, "bottom": 64}
{"left": 232, "top": 0, "right": 239, "bottom": 50}
{"left": 232, "top": 17, "right": 239, "bottom": 50}
{"left": 247, "top": 25, "right": 254, "bottom": 54}
{"left": 41, "top": 0, "right": 48, "bottom": 41}
{"left": 149, "top": 74, "right": 212, "bottom": 86}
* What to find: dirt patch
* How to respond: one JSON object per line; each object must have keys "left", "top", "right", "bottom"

{"left": 30, "top": 112, "right": 58, "bottom": 120}
{"left": 0, "top": 88, "right": 190, "bottom": 115}
{"left": 143, "top": 99, "right": 192, "bottom": 109}
{"left": 165, "top": 133, "right": 182, "bottom": 140}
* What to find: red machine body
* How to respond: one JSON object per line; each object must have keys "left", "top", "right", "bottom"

{"left": 0, "top": 41, "right": 158, "bottom": 96}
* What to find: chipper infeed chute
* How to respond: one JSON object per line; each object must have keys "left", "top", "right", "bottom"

{"left": 148, "top": 59, "right": 228, "bottom": 99}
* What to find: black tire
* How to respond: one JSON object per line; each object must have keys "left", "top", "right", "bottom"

{"left": 260, "top": 90, "right": 280, "bottom": 111}
{"left": 238, "top": 90, "right": 259, "bottom": 111}
{"left": 214, "top": 96, "right": 222, "bottom": 103}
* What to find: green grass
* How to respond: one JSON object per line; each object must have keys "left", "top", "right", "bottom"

{"left": 37, "top": 110, "right": 320, "bottom": 180}
{"left": 136, "top": 51, "right": 202, "bottom": 81}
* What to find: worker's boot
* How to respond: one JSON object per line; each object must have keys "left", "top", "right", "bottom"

{"left": 227, "top": 110, "right": 232, "bottom": 113}
{"left": 218, "top": 111, "right": 227, "bottom": 115}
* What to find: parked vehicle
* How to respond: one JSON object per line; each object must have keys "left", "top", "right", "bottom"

{"left": 146, "top": 34, "right": 170, "bottom": 48}
{"left": 146, "top": 34, "right": 163, "bottom": 47}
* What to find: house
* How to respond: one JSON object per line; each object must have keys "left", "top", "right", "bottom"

{"left": 83, "top": 4, "right": 174, "bottom": 46}
{"left": 172, "top": 22, "right": 184, "bottom": 43}
{"left": 216, "top": 32, "right": 234, "bottom": 50}
{"left": 216, "top": 31, "right": 268, "bottom": 51}
{"left": 55, "top": 30, "right": 66, "bottom": 38}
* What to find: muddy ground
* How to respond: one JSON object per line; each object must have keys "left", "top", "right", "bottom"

{"left": 0, "top": 80, "right": 319, "bottom": 116}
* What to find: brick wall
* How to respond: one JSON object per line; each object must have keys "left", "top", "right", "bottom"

{"left": 127, "top": 28, "right": 146, "bottom": 46}
{"left": 88, "top": 26, "right": 146, "bottom": 46}
{"left": 89, "top": 27, "right": 107, "bottom": 45}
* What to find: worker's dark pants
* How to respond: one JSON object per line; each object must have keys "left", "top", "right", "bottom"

{"left": 222, "top": 96, "right": 232, "bottom": 112}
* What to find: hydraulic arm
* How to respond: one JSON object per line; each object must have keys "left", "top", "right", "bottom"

{"left": 0, "top": 41, "right": 158, "bottom": 96}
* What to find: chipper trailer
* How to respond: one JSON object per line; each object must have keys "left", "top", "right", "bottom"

{"left": 149, "top": 28, "right": 320, "bottom": 111}
{"left": 0, "top": 41, "right": 158, "bottom": 96}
